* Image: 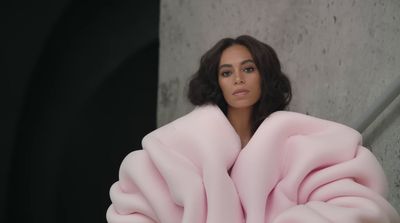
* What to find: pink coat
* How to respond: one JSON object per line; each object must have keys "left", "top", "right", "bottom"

{"left": 107, "top": 105, "right": 399, "bottom": 223}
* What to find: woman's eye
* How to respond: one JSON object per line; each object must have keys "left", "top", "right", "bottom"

{"left": 243, "top": 67, "right": 255, "bottom": 73}
{"left": 221, "top": 71, "right": 232, "bottom": 77}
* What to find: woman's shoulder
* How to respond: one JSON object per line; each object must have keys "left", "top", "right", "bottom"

{"left": 265, "top": 110, "right": 358, "bottom": 131}
{"left": 255, "top": 110, "right": 362, "bottom": 144}
{"left": 142, "top": 104, "right": 240, "bottom": 149}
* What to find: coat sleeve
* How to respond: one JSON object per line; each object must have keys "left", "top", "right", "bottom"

{"left": 106, "top": 135, "right": 244, "bottom": 223}
{"left": 106, "top": 105, "right": 245, "bottom": 223}
{"left": 106, "top": 150, "right": 184, "bottom": 223}
{"left": 231, "top": 111, "right": 399, "bottom": 223}
{"left": 272, "top": 146, "right": 399, "bottom": 223}
{"left": 106, "top": 137, "right": 212, "bottom": 223}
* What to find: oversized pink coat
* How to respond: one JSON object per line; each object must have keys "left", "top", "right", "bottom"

{"left": 107, "top": 105, "right": 399, "bottom": 223}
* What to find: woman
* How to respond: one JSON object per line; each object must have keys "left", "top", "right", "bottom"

{"left": 107, "top": 35, "right": 399, "bottom": 223}
{"left": 187, "top": 35, "right": 291, "bottom": 148}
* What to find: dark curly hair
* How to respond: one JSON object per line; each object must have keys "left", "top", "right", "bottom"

{"left": 188, "top": 35, "right": 292, "bottom": 133}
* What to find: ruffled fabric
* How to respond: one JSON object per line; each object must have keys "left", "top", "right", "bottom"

{"left": 107, "top": 105, "right": 399, "bottom": 223}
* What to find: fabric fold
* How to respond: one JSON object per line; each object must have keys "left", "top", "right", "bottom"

{"left": 107, "top": 105, "right": 399, "bottom": 223}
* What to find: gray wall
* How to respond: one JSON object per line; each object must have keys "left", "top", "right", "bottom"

{"left": 158, "top": 0, "right": 400, "bottom": 210}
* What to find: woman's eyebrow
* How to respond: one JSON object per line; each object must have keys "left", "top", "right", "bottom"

{"left": 241, "top": 59, "right": 255, "bottom": 65}
{"left": 218, "top": 64, "right": 233, "bottom": 70}
{"left": 219, "top": 59, "right": 254, "bottom": 70}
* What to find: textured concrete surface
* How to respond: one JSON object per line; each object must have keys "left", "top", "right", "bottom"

{"left": 364, "top": 94, "right": 400, "bottom": 210}
{"left": 158, "top": 0, "right": 400, "bottom": 210}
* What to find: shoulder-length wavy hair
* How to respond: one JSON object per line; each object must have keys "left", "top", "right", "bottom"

{"left": 188, "top": 35, "right": 292, "bottom": 134}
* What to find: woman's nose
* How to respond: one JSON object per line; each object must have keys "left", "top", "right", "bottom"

{"left": 234, "top": 71, "right": 245, "bottom": 84}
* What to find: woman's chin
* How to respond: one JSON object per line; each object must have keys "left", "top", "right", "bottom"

{"left": 228, "top": 102, "right": 256, "bottom": 110}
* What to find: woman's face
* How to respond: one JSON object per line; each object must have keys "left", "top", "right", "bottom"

{"left": 218, "top": 44, "right": 261, "bottom": 110}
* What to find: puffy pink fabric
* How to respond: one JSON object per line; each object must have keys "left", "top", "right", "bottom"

{"left": 107, "top": 105, "right": 400, "bottom": 223}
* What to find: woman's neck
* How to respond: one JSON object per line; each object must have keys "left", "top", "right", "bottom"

{"left": 227, "top": 106, "right": 253, "bottom": 148}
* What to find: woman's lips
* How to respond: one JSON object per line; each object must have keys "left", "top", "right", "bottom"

{"left": 233, "top": 89, "right": 249, "bottom": 96}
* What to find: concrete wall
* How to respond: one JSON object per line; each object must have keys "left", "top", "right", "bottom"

{"left": 158, "top": 0, "right": 400, "bottom": 210}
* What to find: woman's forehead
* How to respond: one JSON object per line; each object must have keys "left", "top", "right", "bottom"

{"left": 219, "top": 45, "right": 254, "bottom": 66}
